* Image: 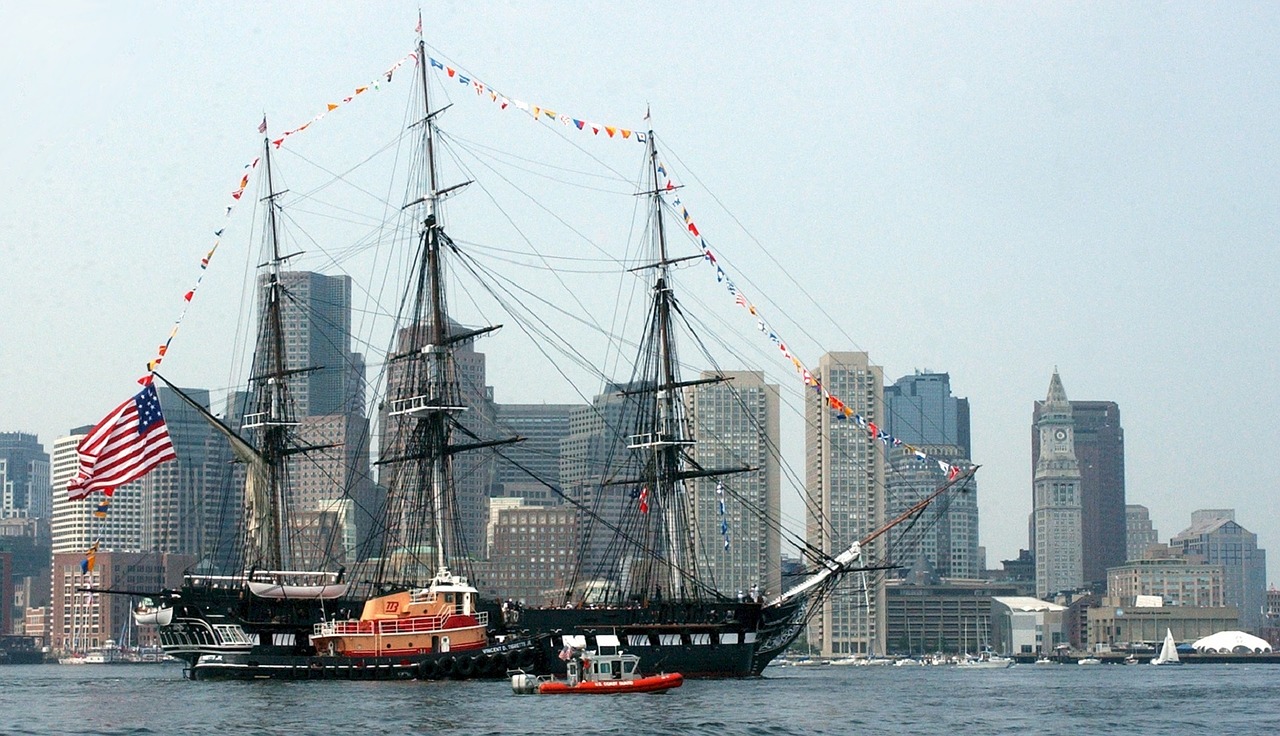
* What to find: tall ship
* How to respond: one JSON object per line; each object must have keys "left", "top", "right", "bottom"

{"left": 90, "top": 24, "right": 976, "bottom": 679}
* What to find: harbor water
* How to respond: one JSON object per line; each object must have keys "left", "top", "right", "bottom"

{"left": 1, "top": 661, "right": 1276, "bottom": 735}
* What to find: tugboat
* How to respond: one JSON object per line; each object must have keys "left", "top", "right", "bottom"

{"left": 310, "top": 567, "right": 536, "bottom": 679}
{"left": 512, "top": 634, "right": 682, "bottom": 695}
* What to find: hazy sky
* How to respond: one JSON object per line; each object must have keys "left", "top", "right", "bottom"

{"left": 3, "top": 2, "right": 1277, "bottom": 584}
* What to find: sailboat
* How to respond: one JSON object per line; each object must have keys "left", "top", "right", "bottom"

{"left": 1151, "top": 628, "right": 1182, "bottom": 666}
{"left": 109, "top": 26, "right": 976, "bottom": 681}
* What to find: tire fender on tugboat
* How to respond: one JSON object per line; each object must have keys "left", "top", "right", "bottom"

{"left": 455, "top": 656, "right": 474, "bottom": 677}
{"left": 437, "top": 656, "right": 455, "bottom": 677}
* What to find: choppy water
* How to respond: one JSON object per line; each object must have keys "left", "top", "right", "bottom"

{"left": 1, "top": 661, "right": 1276, "bottom": 736}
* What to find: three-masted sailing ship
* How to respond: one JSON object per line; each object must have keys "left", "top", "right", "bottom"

{"left": 116, "top": 27, "right": 975, "bottom": 680}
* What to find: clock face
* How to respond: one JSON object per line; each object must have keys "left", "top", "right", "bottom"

{"left": 1054, "top": 429, "right": 1067, "bottom": 441}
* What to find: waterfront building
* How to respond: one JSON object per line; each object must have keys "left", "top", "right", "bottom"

{"left": 1033, "top": 400, "right": 1126, "bottom": 587}
{"left": 1031, "top": 371, "right": 1084, "bottom": 598}
{"left": 0, "top": 432, "right": 51, "bottom": 520}
{"left": 480, "top": 502, "right": 577, "bottom": 605}
{"left": 1126, "top": 504, "right": 1160, "bottom": 561}
{"left": 0, "top": 550, "right": 11, "bottom": 635}
{"left": 885, "top": 445, "right": 979, "bottom": 580}
{"left": 51, "top": 551, "right": 193, "bottom": 653}
{"left": 1106, "top": 557, "right": 1227, "bottom": 608}
{"left": 884, "top": 574, "right": 1018, "bottom": 655}
{"left": 1170, "top": 510, "right": 1267, "bottom": 632}
{"left": 688, "top": 370, "right": 781, "bottom": 600}
{"left": 884, "top": 372, "right": 979, "bottom": 580}
{"left": 0, "top": 518, "right": 51, "bottom": 635}
{"left": 806, "top": 352, "right": 885, "bottom": 657}
{"left": 23, "top": 606, "right": 49, "bottom": 645}
{"left": 990, "top": 596, "right": 1068, "bottom": 656}
{"left": 1086, "top": 602, "right": 1239, "bottom": 649}
{"left": 139, "top": 387, "right": 234, "bottom": 560}
{"left": 258, "top": 271, "right": 376, "bottom": 563}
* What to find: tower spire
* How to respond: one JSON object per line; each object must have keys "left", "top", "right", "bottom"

{"left": 1046, "top": 369, "right": 1069, "bottom": 405}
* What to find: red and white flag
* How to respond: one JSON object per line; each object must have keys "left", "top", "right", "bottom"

{"left": 67, "top": 385, "right": 177, "bottom": 500}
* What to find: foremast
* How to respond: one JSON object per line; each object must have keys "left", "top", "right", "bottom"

{"left": 242, "top": 133, "right": 300, "bottom": 572}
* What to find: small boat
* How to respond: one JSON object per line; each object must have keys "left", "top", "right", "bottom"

{"left": 132, "top": 599, "right": 173, "bottom": 627}
{"left": 1077, "top": 657, "right": 1102, "bottom": 665}
{"left": 956, "top": 650, "right": 1013, "bottom": 669}
{"left": 1150, "top": 628, "right": 1183, "bottom": 666}
{"left": 1034, "top": 657, "right": 1058, "bottom": 665}
{"left": 512, "top": 635, "right": 682, "bottom": 695}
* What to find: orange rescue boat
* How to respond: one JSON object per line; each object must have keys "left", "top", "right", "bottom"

{"left": 512, "top": 636, "right": 682, "bottom": 695}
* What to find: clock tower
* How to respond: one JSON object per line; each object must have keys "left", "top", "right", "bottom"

{"left": 1032, "top": 370, "right": 1083, "bottom": 599}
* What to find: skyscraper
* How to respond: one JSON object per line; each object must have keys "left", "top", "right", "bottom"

{"left": 1034, "top": 398, "right": 1126, "bottom": 587}
{"left": 138, "top": 387, "right": 234, "bottom": 560}
{"left": 1126, "top": 504, "right": 1159, "bottom": 562}
{"left": 884, "top": 372, "right": 971, "bottom": 458}
{"left": 558, "top": 382, "right": 645, "bottom": 585}
{"left": 378, "top": 321, "right": 495, "bottom": 569}
{"left": 493, "top": 403, "right": 577, "bottom": 505}
{"left": 50, "top": 428, "right": 144, "bottom": 555}
{"left": 805, "top": 352, "right": 885, "bottom": 657}
{"left": 1170, "top": 510, "right": 1268, "bottom": 632}
{"left": 262, "top": 271, "right": 361, "bottom": 417}
{"left": 688, "top": 370, "right": 781, "bottom": 599}
{"left": 884, "top": 372, "right": 979, "bottom": 579}
{"left": 0, "top": 432, "right": 51, "bottom": 520}
{"left": 1031, "top": 370, "right": 1083, "bottom": 599}
{"left": 253, "top": 271, "right": 374, "bottom": 564}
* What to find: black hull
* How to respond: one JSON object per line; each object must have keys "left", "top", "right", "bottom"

{"left": 185, "top": 636, "right": 547, "bottom": 681}
{"left": 155, "top": 583, "right": 550, "bottom": 681}
{"left": 511, "top": 596, "right": 806, "bottom": 677}
{"left": 0, "top": 637, "right": 45, "bottom": 665}
{"left": 0, "top": 651, "right": 45, "bottom": 665}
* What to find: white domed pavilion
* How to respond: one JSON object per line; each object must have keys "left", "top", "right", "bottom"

{"left": 1191, "top": 631, "right": 1273, "bottom": 654}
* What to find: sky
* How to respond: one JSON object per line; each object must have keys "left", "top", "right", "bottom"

{"left": 2, "top": 2, "right": 1277, "bottom": 584}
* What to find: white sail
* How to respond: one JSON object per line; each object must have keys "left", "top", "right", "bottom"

{"left": 1152, "top": 628, "right": 1181, "bottom": 665}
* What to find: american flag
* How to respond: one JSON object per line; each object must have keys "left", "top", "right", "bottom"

{"left": 67, "top": 385, "right": 177, "bottom": 501}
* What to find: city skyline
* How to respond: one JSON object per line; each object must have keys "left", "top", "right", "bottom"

{"left": 2, "top": 5, "right": 1278, "bottom": 581}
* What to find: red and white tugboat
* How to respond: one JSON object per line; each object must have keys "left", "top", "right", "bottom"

{"left": 512, "top": 634, "right": 682, "bottom": 695}
{"left": 311, "top": 567, "right": 487, "bottom": 661}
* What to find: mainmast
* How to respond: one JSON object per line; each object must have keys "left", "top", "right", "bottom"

{"left": 383, "top": 34, "right": 491, "bottom": 581}
{"left": 418, "top": 34, "right": 451, "bottom": 575}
